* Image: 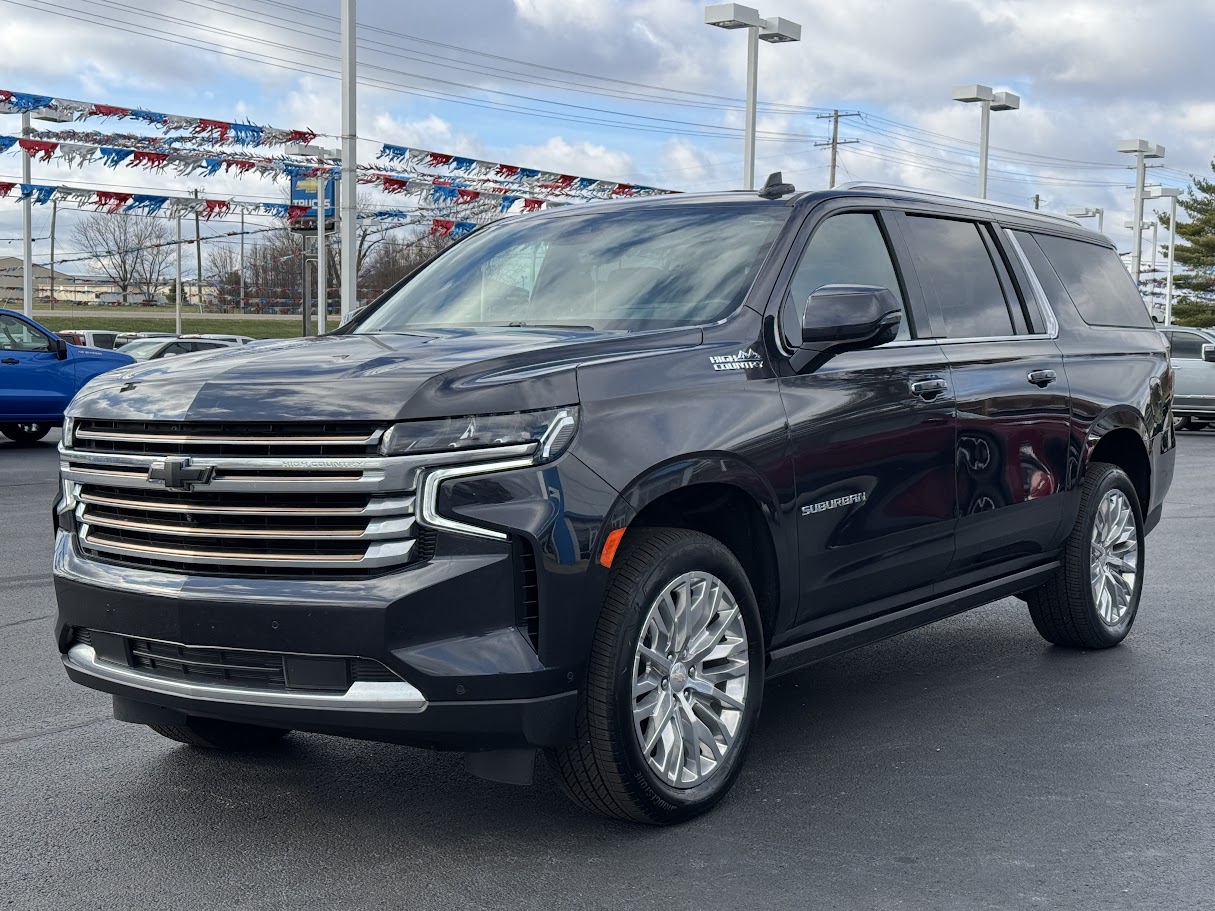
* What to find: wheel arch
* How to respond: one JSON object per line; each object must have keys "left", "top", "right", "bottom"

{"left": 1084, "top": 407, "right": 1151, "bottom": 513}
{"left": 596, "top": 455, "right": 795, "bottom": 647}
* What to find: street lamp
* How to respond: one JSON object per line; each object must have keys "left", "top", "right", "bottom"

{"left": 705, "top": 4, "right": 801, "bottom": 191}
{"left": 1117, "top": 139, "right": 1165, "bottom": 287}
{"left": 952, "top": 84, "right": 1020, "bottom": 199}
{"left": 1146, "top": 186, "right": 1182, "bottom": 325}
{"left": 1125, "top": 218, "right": 1161, "bottom": 318}
{"left": 1066, "top": 207, "right": 1105, "bottom": 233}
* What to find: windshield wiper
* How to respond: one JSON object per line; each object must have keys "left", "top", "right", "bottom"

{"left": 503, "top": 321, "right": 597, "bottom": 330}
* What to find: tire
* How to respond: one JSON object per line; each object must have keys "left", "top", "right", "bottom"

{"left": 547, "top": 528, "right": 765, "bottom": 825}
{"left": 1, "top": 422, "right": 50, "bottom": 444}
{"left": 1024, "top": 462, "right": 1145, "bottom": 649}
{"left": 148, "top": 718, "right": 291, "bottom": 750}
{"left": 1173, "top": 416, "right": 1191, "bottom": 432}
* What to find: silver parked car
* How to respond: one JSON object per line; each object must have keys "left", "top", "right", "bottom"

{"left": 1160, "top": 325, "right": 1215, "bottom": 429}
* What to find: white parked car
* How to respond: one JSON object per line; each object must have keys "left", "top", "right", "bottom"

{"left": 1159, "top": 325, "right": 1215, "bottom": 429}
{"left": 56, "top": 329, "right": 121, "bottom": 350}
{"left": 116, "top": 336, "right": 240, "bottom": 361}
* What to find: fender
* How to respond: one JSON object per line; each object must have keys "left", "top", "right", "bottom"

{"left": 593, "top": 453, "right": 800, "bottom": 641}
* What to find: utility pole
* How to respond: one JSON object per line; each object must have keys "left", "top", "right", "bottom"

{"left": 193, "top": 189, "right": 204, "bottom": 315}
{"left": 175, "top": 215, "right": 183, "bottom": 335}
{"left": 1033, "top": 194, "right": 1040, "bottom": 210}
{"left": 48, "top": 198, "right": 56, "bottom": 309}
{"left": 239, "top": 211, "right": 245, "bottom": 313}
{"left": 339, "top": 0, "right": 358, "bottom": 321}
{"left": 21, "top": 111, "right": 32, "bottom": 317}
{"left": 815, "top": 110, "right": 859, "bottom": 188}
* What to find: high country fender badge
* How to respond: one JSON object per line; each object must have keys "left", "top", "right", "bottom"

{"left": 709, "top": 348, "right": 763, "bottom": 371}
{"left": 802, "top": 492, "right": 867, "bottom": 516}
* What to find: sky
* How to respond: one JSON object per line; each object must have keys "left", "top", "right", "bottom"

{"left": 0, "top": 0, "right": 1212, "bottom": 275}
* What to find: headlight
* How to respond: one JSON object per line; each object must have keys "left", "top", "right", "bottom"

{"left": 61, "top": 416, "right": 75, "bottom": 448}
{"left": 380, "top": 407, "right": 578, "bottom": 462}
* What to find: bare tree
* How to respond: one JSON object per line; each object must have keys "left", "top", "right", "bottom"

{"left": 358, "top": 229, "right": 451, "bottom": 296}
{"left": 71, "top": 213, "right": 172, "bottom": 301}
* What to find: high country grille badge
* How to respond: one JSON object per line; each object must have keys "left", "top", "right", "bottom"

{"left": 802, "top": 492, "right": 867, "bottom": 516}
{"left": 710, "top": 348, "right": 764, "bottom": 371}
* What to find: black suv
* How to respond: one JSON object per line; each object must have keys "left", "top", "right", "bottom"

{"left": 52, "top": 181, "right": 1175, "bottom": 824}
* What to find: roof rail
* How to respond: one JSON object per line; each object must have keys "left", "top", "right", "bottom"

{"left": 835, "top": 182, "right": 1082, "bottom": 227}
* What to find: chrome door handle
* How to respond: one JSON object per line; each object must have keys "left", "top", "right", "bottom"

{"left": 1028, "top": 369, "right": 1057, "bottom": 387}
{"left": 910, "top": 377, "right": 948, "bottom": 399}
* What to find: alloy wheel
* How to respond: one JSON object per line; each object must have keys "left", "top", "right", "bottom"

{"left": 631, "top": 571, "right": 749, "bottom": 789}
{"left": 1089, "top": 489, "right": 1139, "bottom": 626}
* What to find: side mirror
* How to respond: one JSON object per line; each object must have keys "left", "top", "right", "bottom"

{"left": 801, "top": 284, "right": 902, "bottom": 347}
{"left": 51, "top": 337, "right": 68, "bottom": 360}
{"left": 1203, "top": 344, "right": 1215, "bottom": 364}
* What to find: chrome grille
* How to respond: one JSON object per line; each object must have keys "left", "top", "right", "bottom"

{"left": 73, "top": 419, "right": 382, "bottom": 458}
{"left": 62, "top": 421, "right": 434, "bottom": 578}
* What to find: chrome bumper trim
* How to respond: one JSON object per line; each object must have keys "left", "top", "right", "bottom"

{"left": 65, "top": 643, "right": 429, "bottom": 714}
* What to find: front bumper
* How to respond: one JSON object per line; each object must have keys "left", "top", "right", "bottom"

{"left": 53, "top": 529, "right": 582, "bottom": 749}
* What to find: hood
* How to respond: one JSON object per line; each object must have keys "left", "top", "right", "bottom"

{"left": 67, "top": 326, "right": 703, "bottom": 423}
{"left": 73, "top": 346, "right": 135, "bottom": 366}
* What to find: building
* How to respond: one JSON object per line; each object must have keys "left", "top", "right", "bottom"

{"left": 0, "top": 256, "right": 164, "bottom": 306}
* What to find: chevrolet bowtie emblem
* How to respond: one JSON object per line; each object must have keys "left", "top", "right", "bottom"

{"left": 147, "top": 457, "right": 215, "bottom": 491}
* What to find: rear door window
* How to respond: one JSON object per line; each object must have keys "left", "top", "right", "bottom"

{"left": 1031, "top": 234, "right": 1153, "bottom": 328}
{"left": 901, "top": 216, "right": 1016, "bottom": 338}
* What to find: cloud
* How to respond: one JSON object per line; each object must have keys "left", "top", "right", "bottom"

{"left": 511, "top": 137, "right": 634, "bottom": 182}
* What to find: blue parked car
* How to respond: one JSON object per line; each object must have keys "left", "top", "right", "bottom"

{"left": 0, "top": 308, "right": 134, "bottom": 444}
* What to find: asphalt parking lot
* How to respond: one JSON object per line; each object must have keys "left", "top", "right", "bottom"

{"left": 3, "top": 431, "right": 1213, "bottom": 910}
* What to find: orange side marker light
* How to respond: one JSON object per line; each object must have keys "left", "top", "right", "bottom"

{"left": 600, "top": 527, "right": 627, "bottom": 568}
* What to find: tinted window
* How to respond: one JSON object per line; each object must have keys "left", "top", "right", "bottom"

{"left": 160, "top": 342, "right": 191, "bottom": 357}
{"left": 94, "top": 332, "right": 118, "bottom": 349}
{"left": 903, "top": 217, "right": 1014, "bottom": 338}
{"left": 787, "top": 213, "right": 910, "bottom": 341}
{"left": 0, "top": 314, "right": 51, "bottom": 351}
{"left": 1167, "top": 331, "right": 1207, "bottom": 359}
{"left": 357, "top": 205, "right": 790, "bottom": 333}
{"left": 1032, "top": 234, "right": 1153, "bottom": 328}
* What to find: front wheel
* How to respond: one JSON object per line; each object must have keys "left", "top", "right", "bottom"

{"left": 1, "top": 422, "right": 50, "bottom": 444}
{"left": 548, "top": 528, "right": 765, "bottom": 825}
{"left": 1024, "top": 462, "right": 1144, "bottom": 649}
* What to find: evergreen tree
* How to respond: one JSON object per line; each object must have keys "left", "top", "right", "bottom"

{"left": 1163, "top": 163, "right": 1215, "bottom": 297}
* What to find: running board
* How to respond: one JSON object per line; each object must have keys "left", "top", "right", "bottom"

{"left": 766, "top": 562, "right": 1061, "bottom": 678}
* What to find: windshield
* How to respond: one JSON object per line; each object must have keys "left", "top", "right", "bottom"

{"left": 118, "top": 339, "right": 167, "bottom": 360}
{"left": 355, "top": 204, "right": 789, "bottom": 333}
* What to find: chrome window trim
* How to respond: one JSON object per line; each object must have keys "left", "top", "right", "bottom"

{"left": 65, "top": 643, "right": 428, "bottom": 713}
{"left": 417, "top": 455, "right": 537, "bottom": 541}
{"left": 1003, "top": 228, "right": 1061, "bottom": 339}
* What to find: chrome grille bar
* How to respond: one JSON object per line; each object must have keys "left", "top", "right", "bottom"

{"left": 63, "top": 419, "right": 534, "bottom": 578}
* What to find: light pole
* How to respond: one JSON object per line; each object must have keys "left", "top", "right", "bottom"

{"left": 1146, "top": 186, "right": 1182, "bottom": 325}
{"left": 1066, "top": 207, "right": 1105, "bottom": 234}
{"left": 1117, "top": 139, "right": 1165, "bottom": 288}
{"left": 952, "top": 84, "right": 1020, "bottom": 199}
{"left": 17, "top": 107, "right": 72, "bottom": 317}
{"left": 704, "top": 4, "right": 801, "bottom": 191}
{"left": 1125, "top": 219, "right": 1160, "bottom": 317}
{"left": 340, "top": 0, "right": 357, "bottom": 321}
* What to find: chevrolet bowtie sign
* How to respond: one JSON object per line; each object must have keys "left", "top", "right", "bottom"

{"left": 147, "top": 457, "right": 215, "bottom": 491}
